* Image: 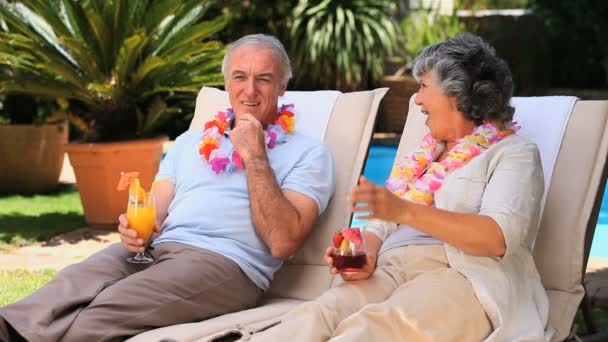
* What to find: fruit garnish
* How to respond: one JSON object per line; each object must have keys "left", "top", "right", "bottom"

{"left": 129, "top": 178, "right": 147, "bottom": 203}
{"left": 332, "top": 232, "right": 344, "bottom": 248}
{"left": 341, "top": 227, "right": 362, "bottom": 247}
{"left": 339, "top": 238, "right": 349, "bottom": 252}
{"left": 117, "top": 172, "right": 147, "bottom": 203}
{"left": 117, "top": 171, "right": 140, "bottom": 191}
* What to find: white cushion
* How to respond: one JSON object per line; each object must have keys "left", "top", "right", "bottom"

{"left": 190, "top": 87, "right": 340, "bottom": 141}
{"left": 534, "top": 100, "right": 608, "bottom": 341}
{"left": 511, "top": 96, "right": 577, "bottom": 213}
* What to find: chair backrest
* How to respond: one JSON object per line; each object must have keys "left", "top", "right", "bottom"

{"left": 399, "top": 95, "right": 608, "bottom": 341}
{"left": 534, "top": 99, "right": 608, "bottom": 341}
{"left": 190, "top": 87, "right": 388, "bottom": 301}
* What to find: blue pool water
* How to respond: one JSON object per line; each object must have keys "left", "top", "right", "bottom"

{"left": 592, "top": 193, "right": 608, "bottom": 258}
{"left": 355, "top": 145, "right": 608, "bottom": 258}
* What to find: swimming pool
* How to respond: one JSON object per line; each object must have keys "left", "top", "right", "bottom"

{"left": 353, "top": 145, "right": 608, "bottom": 258}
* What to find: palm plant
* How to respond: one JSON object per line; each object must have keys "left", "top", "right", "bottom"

{"left": 393, "top": 8, "right": 465, "bottom": 76}
{"left": 290, "top": 0, "right": 398, "bottom": 91}
{"left": 0, "top": 0, "right": 228, "bottom": 142}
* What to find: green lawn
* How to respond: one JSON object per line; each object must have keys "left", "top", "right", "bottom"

{"left": 0, "top": 184, "right": 84, "bottom": 250}
{"left": 592, "top": 305, "right": 608, "bottom": 333}
{"left": 0, "top": 269, "right": 56, "bottom": 306}
{"left": 576, "top": 304, "right": 608, "bottom": 335}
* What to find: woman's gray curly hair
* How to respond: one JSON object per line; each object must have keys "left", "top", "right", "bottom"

{"left": 412, "top": 33, "right": 515, "bottom": 125}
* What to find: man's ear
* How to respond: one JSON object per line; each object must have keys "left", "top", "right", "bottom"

{"left": 279, "top": 82, "right": 287, "bottom": 96}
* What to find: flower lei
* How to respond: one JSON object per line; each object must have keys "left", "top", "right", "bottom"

{"left": 386, "top": 121, "right": 519, "bottom": 205}
{"left": 199, "top": 104, "right": 296, "bottom": 174}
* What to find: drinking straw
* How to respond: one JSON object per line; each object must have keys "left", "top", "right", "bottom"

{"left": 149, "top": 177, "right": 171, "bottom": 195}
{"left": 148, "top": 177, "right": 172, "bottom": 205}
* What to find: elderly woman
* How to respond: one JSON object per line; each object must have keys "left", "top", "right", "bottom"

{"left": 247, "top": 33, "right": 551, "bottom": 342}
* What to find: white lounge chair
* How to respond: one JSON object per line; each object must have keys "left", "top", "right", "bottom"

{"left": 395, "top": 95, "right": 608, "bottom": 342}
{"left": 129, "top": 86, "right": 388, "bottom": 341}
{"left": 131, "top": 92, "right": 608, "bottom": 342}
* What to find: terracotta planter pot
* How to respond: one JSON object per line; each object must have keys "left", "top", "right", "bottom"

{"left": 0, "top": 123, "right": 68, "bottom": 194}
{"left": 378, "top": 75, "right": 419, "bottom": 133}
{"left": 65, "top": 137, "right": 167, "bottom": 225}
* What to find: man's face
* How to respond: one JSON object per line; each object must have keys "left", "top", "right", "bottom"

{"left": 225, "top": 45, "right": 287, "bottom": 127}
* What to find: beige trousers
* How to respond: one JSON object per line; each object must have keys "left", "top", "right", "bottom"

{"left": 249, "top": 245, "right": 491, "bottom": 341}
{"left": 0, "top": 242, "right": 261, "bottom": 342}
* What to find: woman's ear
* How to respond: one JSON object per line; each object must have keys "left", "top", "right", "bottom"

{"left": 448, "top": 95, "right": 460, "bottom": 113}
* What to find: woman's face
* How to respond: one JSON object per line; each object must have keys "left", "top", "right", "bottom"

{"left": 414, "top": 72, "right": 471, "bottom": 142}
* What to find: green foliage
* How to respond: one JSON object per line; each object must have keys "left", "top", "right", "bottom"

{"left": 0, "top": 94, "right": 37, "bottom": 124}
{"left": 456, "top": 0, "right": 529, "bottom": 10}
{"left": 0, "top": 0, "right": 228, "bottom": 142}
{"left": 0, "top": 269, "right": 56, "bottom": 305}
{"left": 389, "top": 5, "right": 465, "bottom": 77}
{"left": 216, "top": 0, "right": 297, "bottom": 45}
{"left": 290, "top": 0, "right": 398, "bottom": 91}
{"left": 574, "top": 303, "right": 608, "bottom": 335}
{"left": 395, "top": 9, "right": 464, "bottom": 75}
{"left": 0, "top": 184, "right": 84, "bottom": 250}
{"left": 529, "top": 0, "right": 608, "bottom": 88}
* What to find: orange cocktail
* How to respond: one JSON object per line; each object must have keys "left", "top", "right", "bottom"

{"left": 127, "top": 198, "right": 155, "bottom": 241}
{"left": 118, "top": 172, "right": 156, "bottom": 264}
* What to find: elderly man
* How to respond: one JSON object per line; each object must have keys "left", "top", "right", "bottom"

{"left": 0, "top": 34, "right": 335, "bottom": 342}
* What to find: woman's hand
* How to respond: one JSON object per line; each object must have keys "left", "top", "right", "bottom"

{"left": 350, "top": 176, "right": 409, "bottom": 223}
{"left": 324, "top": 246, "right": 377, "bottom": 281}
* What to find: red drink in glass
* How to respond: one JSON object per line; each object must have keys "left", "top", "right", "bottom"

{"left": 332, "top": 250, "right": 366, "bottom": 274}
{"left": 332, "top": 227, "right": 367, "bottom": 274}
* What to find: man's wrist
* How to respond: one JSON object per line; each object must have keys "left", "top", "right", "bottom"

{"left": 243, "top": 154, "right": 270, "bottom": 170}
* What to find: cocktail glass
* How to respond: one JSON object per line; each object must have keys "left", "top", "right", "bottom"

{"left": 126, "top": 191, "right": 155, "bottom": 264}
{"left": 331, "top": 227, "right": 367, "bottom": 274}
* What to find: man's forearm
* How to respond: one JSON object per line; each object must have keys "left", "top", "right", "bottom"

{"left": 152, "top": 181, "right": 175, "bottom": 228}
{"left": 245, "top": 156, "right": 303, "bottom": 259}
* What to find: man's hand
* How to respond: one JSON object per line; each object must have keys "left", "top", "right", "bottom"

{"left": 117, "top": 214, "right": 159, "bottom": 253}
{"left": 230, "top": 114, "right": 267, "bottom": 163}
{"left": 324, "top": 246, "right": 377, "bottom": 281}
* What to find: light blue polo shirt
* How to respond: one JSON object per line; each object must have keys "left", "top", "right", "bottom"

{"left": 152, "top": 130, "right": 335, "bottom": 290}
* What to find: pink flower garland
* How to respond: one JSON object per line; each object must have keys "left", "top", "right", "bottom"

{"left": 199, "top": 104, "right": 296, "bottom": 174}
{"left": 386, "top": 121, "right": 519, "bottom": 205}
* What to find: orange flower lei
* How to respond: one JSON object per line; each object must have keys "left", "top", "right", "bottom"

{"left": 199, "top": 104, "right": 296, "bottom": 174}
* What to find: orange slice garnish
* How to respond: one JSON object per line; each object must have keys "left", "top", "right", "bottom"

{"left": 117, "top": 172, "right": 140, "bottom": 191}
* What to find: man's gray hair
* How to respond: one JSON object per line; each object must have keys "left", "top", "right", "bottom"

{"left": 222, "top": 34, "right": 293, "bottom": 86}
{"left": 412, "top": 33, "right": 515, "bottom": 125}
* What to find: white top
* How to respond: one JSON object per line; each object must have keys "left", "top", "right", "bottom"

{"left": 367, "top": 134, "right": 552, "bottom": 341}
